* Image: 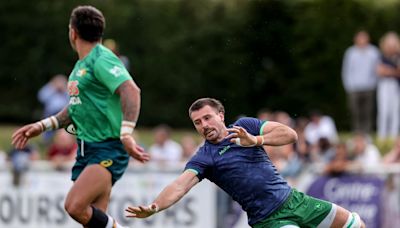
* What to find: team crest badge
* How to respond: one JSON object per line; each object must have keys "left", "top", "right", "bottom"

{"left": 76, "top": 68, "right": 87, "bottom": 77}
{"left": 100, "top": 159, "right": 113, "bottom": 167}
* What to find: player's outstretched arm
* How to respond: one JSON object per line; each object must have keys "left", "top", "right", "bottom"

{"left": 12, "top": 106, "right": 71, "bottom": 149}
{"left": 125, "top": 170, "right": 199, "bottom": 218}
{"left": 115, "top": 80, "right": 149, "bottom": 163}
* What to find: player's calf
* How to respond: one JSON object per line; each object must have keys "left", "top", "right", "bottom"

{"left": 87, "top": 206, "right": 128, "bottom": 228}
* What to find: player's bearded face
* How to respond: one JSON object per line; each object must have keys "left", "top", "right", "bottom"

{"left": 191, "top": 106, "right": 225, "bottom": 143}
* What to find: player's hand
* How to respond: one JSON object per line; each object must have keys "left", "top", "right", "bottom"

{"left": 125, "top": 203, "right": 159, "bottom": 218}
{"left": 121, "top": 135, "right": 150, "bottom": 163}
{"left": 11, "top": 123, "right": 42, "bottom": 149}
{"left": 225, "top": 126, "right": 257, "bottom": 147}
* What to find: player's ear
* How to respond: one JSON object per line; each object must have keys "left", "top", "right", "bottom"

{"left": 71, "top": 28, "right": 77, "bottom": 40}
{"left": 69, "top": 25, "right": 78, "bottom": 41}
{"left": 218, "top": 112, "right": 224, "bottom": 122}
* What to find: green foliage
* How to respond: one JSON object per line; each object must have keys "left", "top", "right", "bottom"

{"left": 1, "top": 0, "right": 400, "bottom": 130}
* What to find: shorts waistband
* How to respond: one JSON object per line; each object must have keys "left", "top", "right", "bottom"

{"left": 77, "top": 138, "right": 120, "bottom": 143}
{"left": 265, "top": 188, "right": 294, "bottom": 218}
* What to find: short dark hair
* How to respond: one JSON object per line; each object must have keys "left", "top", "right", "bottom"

{"left": 188, "top": 98, "right": 225, "bottom": 117}
{"left": 70, "top": 5, "right": 105, "bottom": 42}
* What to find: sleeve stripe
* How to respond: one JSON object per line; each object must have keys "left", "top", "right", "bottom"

{"left": 259, "top": 121, "right": 268, "bottom": 135}
{"left": 185, "top": 168, "right": 199, "bottom": 175}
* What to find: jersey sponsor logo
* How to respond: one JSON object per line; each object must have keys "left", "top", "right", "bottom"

{"left": 100, "top": 159, "right": 113, "bottom": 167}
{"left": 76, "top": 68, "right": 87, "bottom": 77}
{"left": 68, "top": 81, "right": 80, "bottom": 96}
{"left": 69, "top": 97, "right": 82, "bottom": 105}
{"left": 109, "top": 66, "right": 124, "bottom": 77}
{"left": 219, "top": 145, "right": 231, "bottom": 155}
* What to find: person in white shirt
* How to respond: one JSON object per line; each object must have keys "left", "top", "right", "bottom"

{"left": 376, "top": 32, "right": 400, "bottom": 140}
{"left": 342, "top": 30, "right": 380, "bottom": 134}
{"left": 148, "top": 124, "right": 183, "bottom": 166}
{"left": 350, "top": 132, "right": 381, "bottom": 167}
{"left": 304, "top": 110, "right": 339, "bottom": 147}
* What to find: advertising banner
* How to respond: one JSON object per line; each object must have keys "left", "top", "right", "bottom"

{"left": 0, "top": 169, "right": 216, "bottom": 228}
{"left": 307, "top": 174, "right": 384, "bottom": 228}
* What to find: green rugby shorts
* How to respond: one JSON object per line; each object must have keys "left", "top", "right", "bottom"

{"left": 253, "top": 188, "right": 333, "bottom": 228}
{"left": 71, "top": 139, "right": 129, "bottom": 185}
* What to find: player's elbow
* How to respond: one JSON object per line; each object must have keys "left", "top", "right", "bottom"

{"left": 134, "top": 84, "right": 141, "bottom": 94}
{"left": 288, "top": 128, "right": 298, "bottom": 143}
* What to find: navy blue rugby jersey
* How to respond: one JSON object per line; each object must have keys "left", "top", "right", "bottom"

{"left": 185, "top": 117, "right": 291, "bottom": 226}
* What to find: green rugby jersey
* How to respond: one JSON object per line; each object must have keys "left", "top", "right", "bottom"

{"left": 67, "top": 44, "right": 132, "bottom": 142}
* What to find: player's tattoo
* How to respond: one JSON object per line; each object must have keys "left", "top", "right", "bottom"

{"left": 116, "top": 80, "right": 141, "bottom": 122}
{"left": 55, "top": 106, "right": 72, "bottom": 128}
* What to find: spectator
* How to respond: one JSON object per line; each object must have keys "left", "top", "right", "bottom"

{"left": 37, "top": 74, "right": 69, "bottom": 144}
{"left": 293, "top": 117, "right": 312, "bottom": 165}
{"left": 349, "top": 132, "right": 381, "bottom": 169}
{"left": 279, "top": 144, "right": 302, "bottom": 186}
{"left": 103, "top": 38, "right": 130, "bottom": 71}
{"left": 324, "top": 142, "right": 351, "bottom": 176}
{"left": 275, "top": 111, "right": 294, "bottom": 128}
{"left": 256, "top": 108, "right": 275, "bottom": 121}
{"left": 313, "top": 137, "right": 336, "bottom": 166}
{"left": 148, "top": 124, "right": 183, "bottom": 166}
{"left": 304, "top": 110, "right": 338, "bottom": 148}
{"left": 38, "top": 74, "right": 69, "bottom": 118}
{"left": 376, "top": 32, "right": 400, "bottom": 141}
{"left": 180, "top": 134, "right": 199, "bottom": 162}
{"left": 8, "top": 144, "right": 39, "bottom": 186}
{"left": 342, "top": 30, "right": 379, "bottom": 134}
{"left": 47, "top": 130, "right": 77, "bottom": 171}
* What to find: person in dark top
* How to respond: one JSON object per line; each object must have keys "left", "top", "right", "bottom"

{"left": 126, "top": 98, "right": 365, "bottom": 228}
{"left": 9, "top": 144, "right": 39, "bottom": 186}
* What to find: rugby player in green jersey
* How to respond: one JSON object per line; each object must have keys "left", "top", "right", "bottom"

{"left": 12, "top": 5, "right": 148, "bottom": 228}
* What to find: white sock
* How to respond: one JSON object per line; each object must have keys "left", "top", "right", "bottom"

{"left": 106, "top": 215, "right": 126, "bottom": 228}
{"left": 105, "top": 215, "right": 114, "bottom": 228}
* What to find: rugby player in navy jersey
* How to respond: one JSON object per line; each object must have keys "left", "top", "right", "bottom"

{"left": 126, "top": 98, "right": 365, "bottom": 228}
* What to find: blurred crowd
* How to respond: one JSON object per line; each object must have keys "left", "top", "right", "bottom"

{"left": 256, "top": 108, "right": 387, "bottom": 185}
{"left": 342, "top": 30, "right": 400, "bottom": 141}
{"left": 2, "top": 33, "right": 400, "bottom": 185}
